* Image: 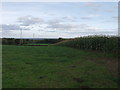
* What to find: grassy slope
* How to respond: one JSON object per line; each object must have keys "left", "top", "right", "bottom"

{"left": 2, "top": 45, "right": 118, "bottom": 88}
{"left": 24, "top": 43, "right": 50, "bottom": 45}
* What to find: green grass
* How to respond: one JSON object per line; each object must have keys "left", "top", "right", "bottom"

{"left": 23, "top": 43, "right": 50, "bottom": 45}
{"left": 2, "top": 45, "right": 118, "bottom": 88}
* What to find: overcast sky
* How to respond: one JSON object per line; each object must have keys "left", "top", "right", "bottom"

{"left": 1, "top": 2, "right": 118, "bottom": 38}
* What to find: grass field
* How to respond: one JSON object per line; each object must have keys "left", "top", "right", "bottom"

{"left": 24, "top": 43, "right": 50, "bottom": 46}
{"left": 2, "top": 45, "right": 118, "bottom": 88}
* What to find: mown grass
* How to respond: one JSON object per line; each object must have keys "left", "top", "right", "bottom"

{"left": 23, "top": 43, "right": 50, "bottom": 45}
{"left": 2, "top": 45, "right": 118, "bottom": 88}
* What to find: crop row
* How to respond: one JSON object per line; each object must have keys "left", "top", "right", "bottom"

{"left": 57, "top": 36, "right": 119, "bottom": 54}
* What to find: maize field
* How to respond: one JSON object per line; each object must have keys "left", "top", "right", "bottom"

{"left": 57, "top": 36, "right": 119, "bottom": 54}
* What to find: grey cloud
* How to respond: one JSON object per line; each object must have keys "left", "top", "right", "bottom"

{"left": 48, "top": 13, "right": 56, "bottom": 16}
{"left": 2, "top": 24, "right": 20, "bottom": 30}
{"left": 2, "top": 24, "right": 30, "bottom": 30}
{"left": 63, "top": 29, "right": 117, "bottom": 36}
{"left": 47, "top": 19, "right": 63, "bottom": 24}
{"left": 47, "top": 23, "right": 77, "bottom": 29}
{"left": 112, "top": 16, "right": 118, "bottom": 19}
{"left": 78, "top": 24, "right": 90, "bottom": 29}
{"left": 47, "top": 16, "right": 77, "bottom": 25}
{"left": 46, "top": 22, "right": 117, "bottom": 36}
{"left": 46, "top": 23, "right": 90, "bottom": 31}
{"left": 81, "top": 17, "right": 92, "bottom": 20}
{"left": 105, "top": 9, "right": 116, "bottom": 13}
{"left": 81, "top": 14, "right": 99, "bottom": 20}
{"left": 18, "top": 16, "right": 44, "bottom": 26}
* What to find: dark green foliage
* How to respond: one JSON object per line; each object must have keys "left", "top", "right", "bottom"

{"left": 35, "top": 39, "right": 63, "bottom": 44}
{"left": 57, "top": 36, "right": 119, "bottom": 54}
{"left": 2, "top": 38, "right": 64, "bottom": 45}
{"left": 2, "top": 38, "right": 31, "bottom": 45}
